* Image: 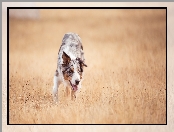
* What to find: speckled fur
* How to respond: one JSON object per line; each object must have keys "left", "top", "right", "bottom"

{"left": 53, "top": 32, "right": 86, "bottom": 102}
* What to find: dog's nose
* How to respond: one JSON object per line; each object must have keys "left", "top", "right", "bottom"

{"left": 75, "top": 80, "right": 80, "bottom": 85}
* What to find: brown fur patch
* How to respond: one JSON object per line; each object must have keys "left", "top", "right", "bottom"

{"left": 63, "top": 72, "right": 71, "bottom": 80}
{"left": 62, "top": 65, "right": 74, "bottom": 81}
{"left": 62, "top": 51, "right": 71, "bottom": 64}
{"left": 80, "top": 73, "right": 82, "bottom": 79}
{"left": 71, "top": 67, "right": 74, "bottom": 72}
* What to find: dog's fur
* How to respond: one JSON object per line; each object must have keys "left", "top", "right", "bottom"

{"left": 53, "top": 32, "right": 87, "bottom": 102}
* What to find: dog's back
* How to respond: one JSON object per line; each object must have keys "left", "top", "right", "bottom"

{"left": 57, "top": 33, "right": 85, "bottom": 69}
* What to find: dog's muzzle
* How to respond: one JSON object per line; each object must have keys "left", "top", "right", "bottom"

{"left": 69, "top": 80, "right": 78, "bottom": 91}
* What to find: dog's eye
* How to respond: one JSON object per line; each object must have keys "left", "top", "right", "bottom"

{"left": 62, "top": 64, "right": 67, "bottom": 67}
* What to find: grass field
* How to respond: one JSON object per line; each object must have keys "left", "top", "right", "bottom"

{"left": 9, "top": 9, "right": 166, "bottom": 124}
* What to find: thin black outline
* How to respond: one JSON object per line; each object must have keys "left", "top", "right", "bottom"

{"left": 7, "top": 7, "right": 166, "bottom": 9}
{"left": 7, "top": 7, "right": 167, "bottom": 125}
{"left": 166, "top": 7, "right": 167, "bottom": 125}
{"left": 7, "top": 7, "right": 10, "bottom": 125}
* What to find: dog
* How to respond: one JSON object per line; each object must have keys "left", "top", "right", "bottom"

{"left": 53, "top": 32, "right": 87, "bottom": 102}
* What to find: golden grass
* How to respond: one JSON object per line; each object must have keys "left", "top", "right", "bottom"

{"left": 9, "top": 9, "right": 166, "bottom": 124}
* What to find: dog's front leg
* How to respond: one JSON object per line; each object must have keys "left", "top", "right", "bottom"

{"left": 71, "top": 90, "right": 77, "bottom": 101}
{"left": 53, "top": 70, "right": 60, "bottom": 102}
{"left": 53, "top": 75, "right": 58, "bottom": 102}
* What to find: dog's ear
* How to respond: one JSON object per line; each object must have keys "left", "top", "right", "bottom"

{"left": 80, "top": 59, "right": 87, "bottom": 67}
{"left": 76, "top": 58, "right": 87, "bottom": 72}
{"left": 62, "top": 51, "right": 71, "bottom": 64}
{"left": 77, "top": 58, "right": 87, "bottom": 67}
{"left": 81, "top": 62, "right": 87, "bottom": 72}
{"left": 81, "top": 62, "right": 87, "bottom": 67}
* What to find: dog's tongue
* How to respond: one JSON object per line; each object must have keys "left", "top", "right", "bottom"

{"left": 72, "top": 85, "right": 78, "bottom": 91}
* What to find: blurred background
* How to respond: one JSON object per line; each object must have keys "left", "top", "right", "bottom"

{"left": 8, "top": 6, "right": 166, "bottom": 77}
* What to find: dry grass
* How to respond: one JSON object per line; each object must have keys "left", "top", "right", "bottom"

{"left": 9, "top": 9, "right": 166, "bottom": 124}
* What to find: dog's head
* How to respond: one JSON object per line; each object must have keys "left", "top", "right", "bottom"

{"left": 62, "top": 51, "right": 87, "bottom": 91}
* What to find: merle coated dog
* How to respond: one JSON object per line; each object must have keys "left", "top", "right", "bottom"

{"left": 53, "top": 33, "right": 87, "bottom": 102}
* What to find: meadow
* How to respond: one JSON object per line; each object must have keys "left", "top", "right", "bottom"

{"left": 9, "top": 9, "right": 166, "bottom": 124}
